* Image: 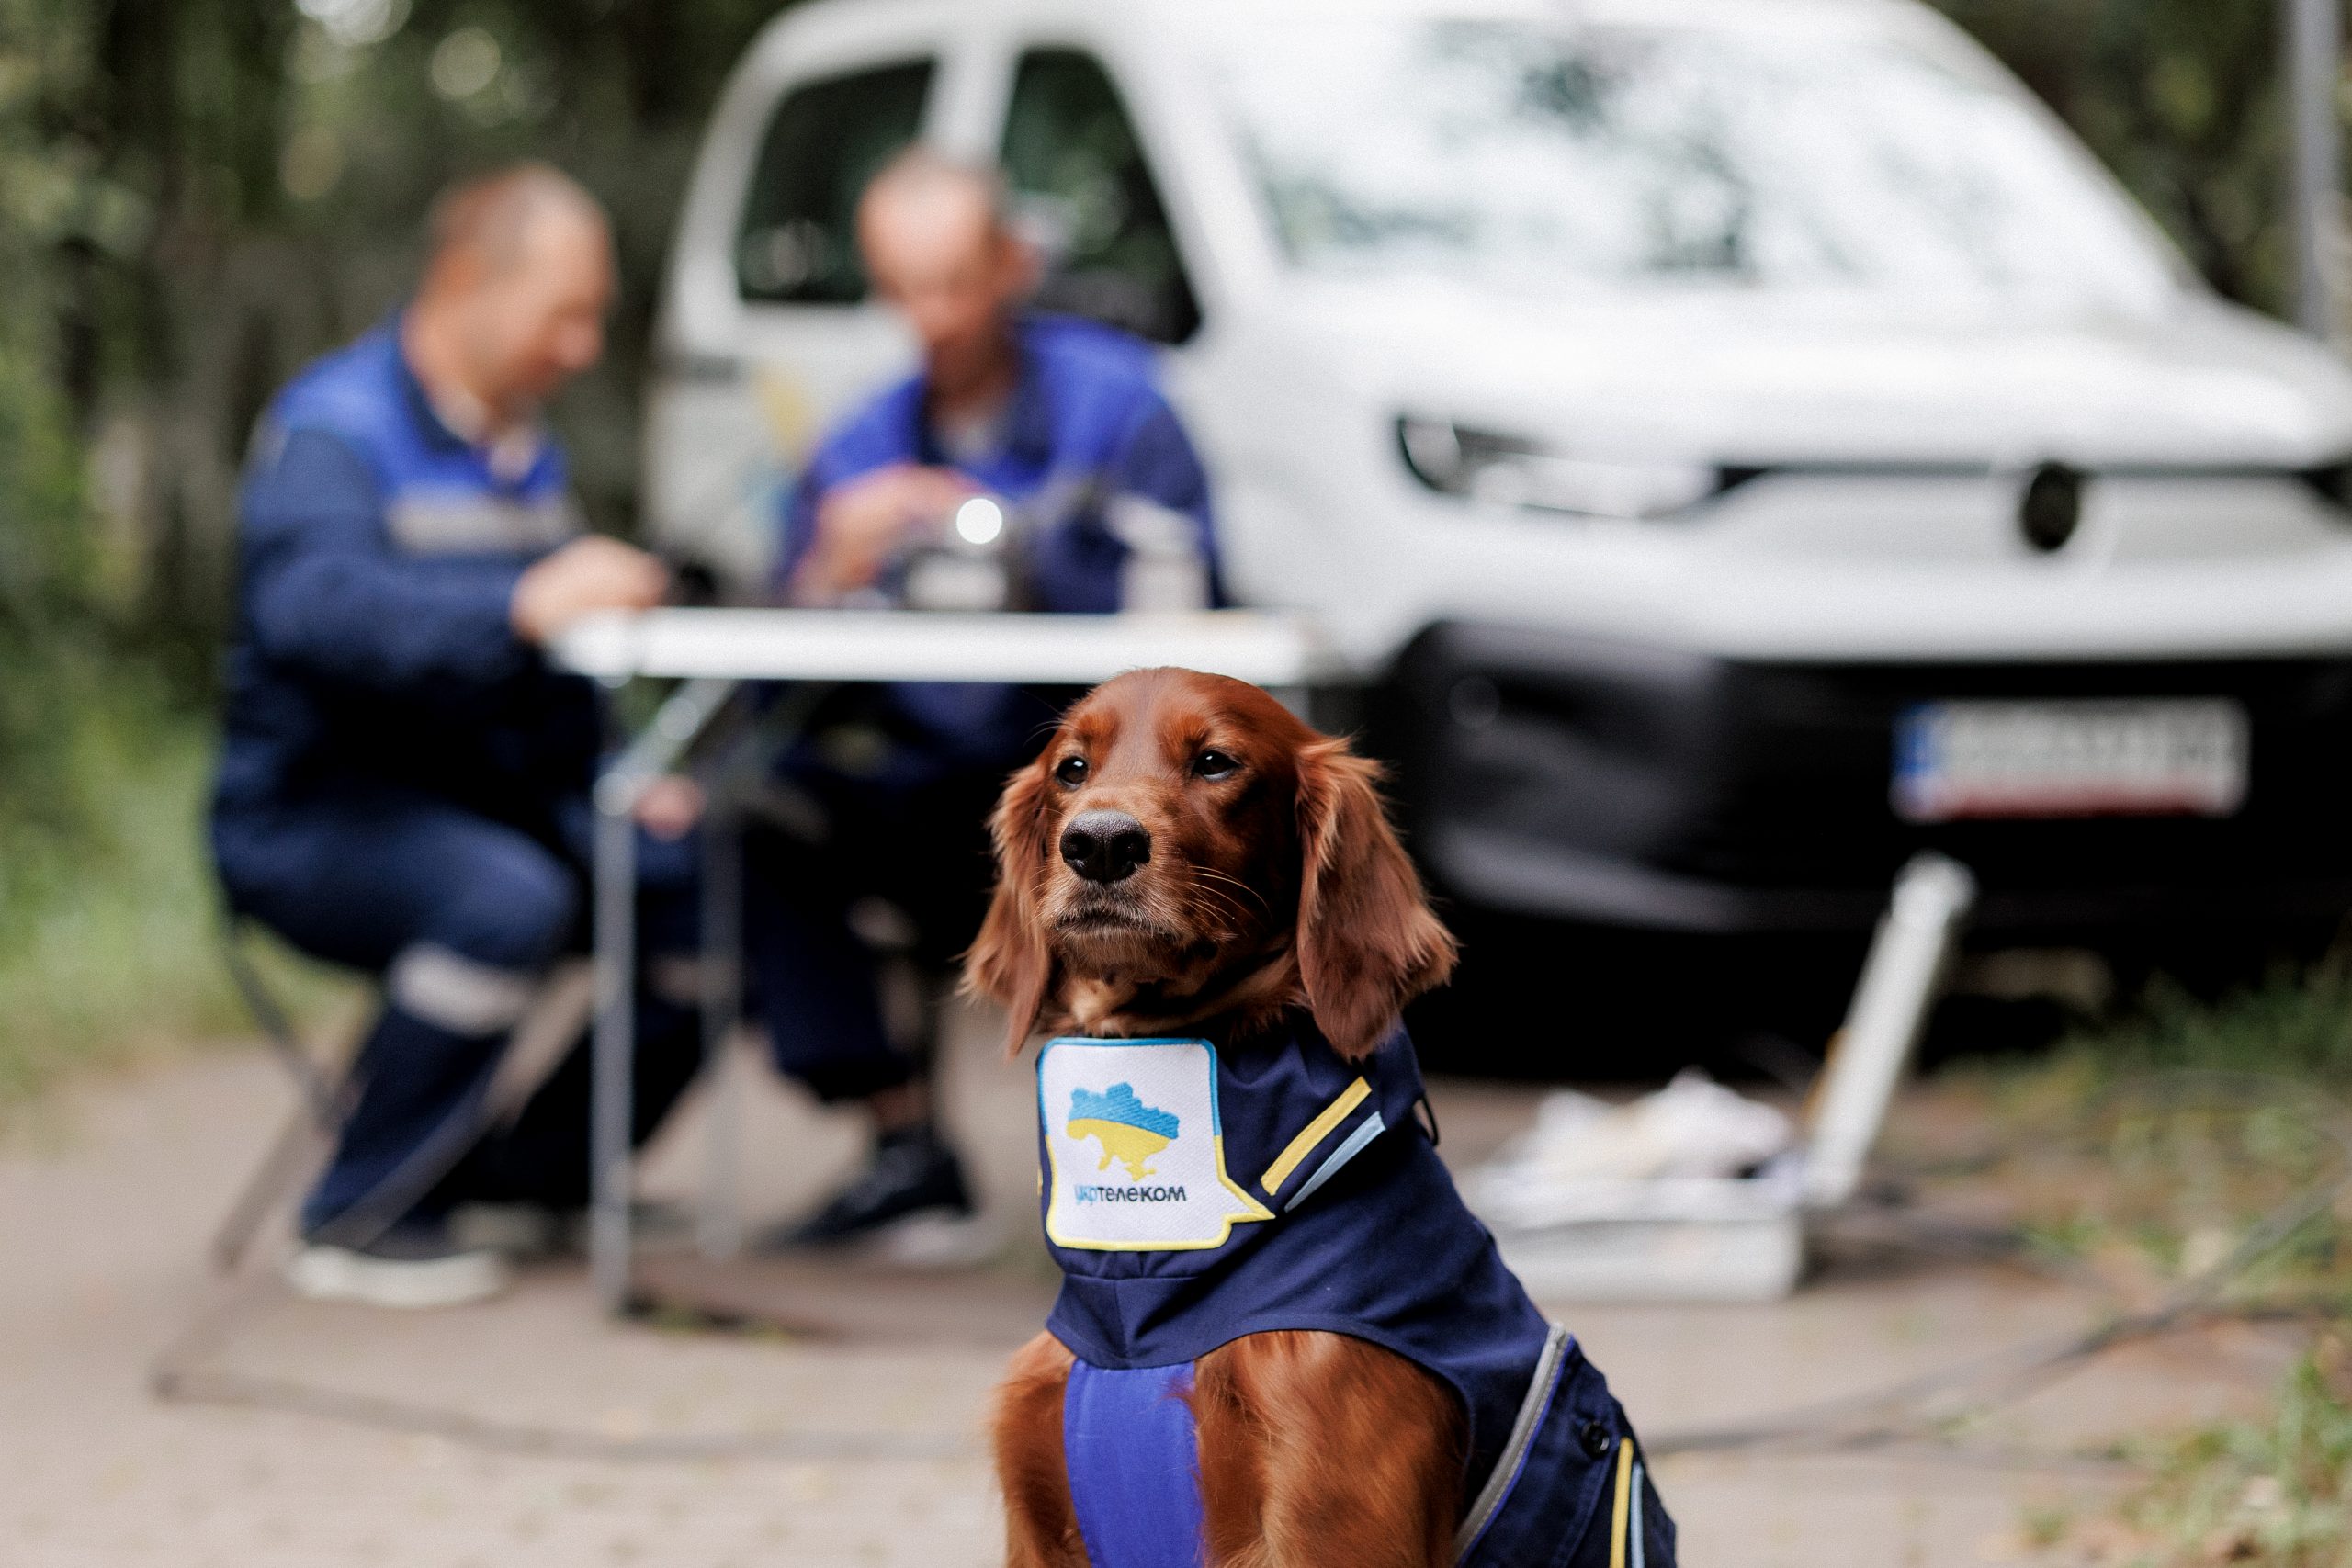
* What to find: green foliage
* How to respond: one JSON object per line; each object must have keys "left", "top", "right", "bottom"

{"left": 2064, "top": 965, "right": 2352, "bottom": 1086}
{"left": 2098, "top": 1346, "right": 2352, "bottom": 1565}
{"left": 1947, "top": 968, "right": 2352, "bottom": 1304}
{"left": 0, "top": 361, "right": 92, "bottom": 859}
{"left": 0, "top": 688, "right": 362, "bottom": 1109}
{"left": 0, "top": 1, "right": 109, "bottom": 866}
{"left": 0, "top": 1, "right": 794, "bottom": 687}
{"left": 1929, "top": 0, "right": 2294, "bottom": 311}
{"left": 1963, "top": 980, "right": 2352, "bottom": 1562}
{"left": 0, "top": 1, "right": 786, "bottom": 1091}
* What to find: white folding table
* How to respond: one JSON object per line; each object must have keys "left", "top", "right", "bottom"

{"left": 550, "top": 608, "right": 1338, "bottom": 1312}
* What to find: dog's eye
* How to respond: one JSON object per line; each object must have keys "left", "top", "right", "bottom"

{"left": 1193, "top": 750, "right": 1239, "bottom": 781}
{"left": 1054, "top": 756, "right": 1089, "bottom": 788}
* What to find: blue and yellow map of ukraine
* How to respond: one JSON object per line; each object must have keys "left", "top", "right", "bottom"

{"left": 1066, "top": 1084, "right": 1182, "bottom": 1179}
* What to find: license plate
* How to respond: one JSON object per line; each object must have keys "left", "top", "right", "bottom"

{"left": 1892, "top": 699, "right": 2249, "bottom": 823}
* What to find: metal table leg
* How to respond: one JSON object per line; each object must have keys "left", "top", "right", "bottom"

{"left": 697, "top": 773, "right": 744, "bottom": 1261}
{"left": 591, "top": 788, "right": 637, "bottom": 1313}
{"left": 587, "top": 675, "right": 741, "bottom": 1316}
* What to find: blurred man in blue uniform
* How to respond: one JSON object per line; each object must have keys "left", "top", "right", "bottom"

{"left": 212, "top": 166, "right": 706, "bottom": 1307}
{"left": 753, "top": 150, "right": 1220, "bottom": 1250}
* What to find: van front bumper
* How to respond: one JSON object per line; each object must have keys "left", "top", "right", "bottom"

{"left": 1374, "top": 621, "right": 2352, "bottom": 936}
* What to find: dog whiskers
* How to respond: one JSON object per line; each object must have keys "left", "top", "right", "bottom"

{"left": 1192, "top": 865, "right": 1272, "bottom": 913}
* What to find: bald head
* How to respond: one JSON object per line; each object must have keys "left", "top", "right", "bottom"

{"left": 408, "top": 164, "right": 615, "bottom": 428}
{"left": 856, "top": 150, "right": 1035, "bottom": 406}
{"left": 858, "top": 151, "right": 1006, "bottom": 263}
{"left": 428, "top": 163, "right": 607, "bottom": 277}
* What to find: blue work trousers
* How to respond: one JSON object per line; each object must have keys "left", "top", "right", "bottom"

{"left": 740, "top": 764, "right": 1007, "bottom": 1101}
{"left": 215, "top": 784, "right": 704, "bottom": 1239}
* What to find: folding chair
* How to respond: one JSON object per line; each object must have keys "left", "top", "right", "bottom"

{"left": 207, "top": 909, "right": 596, "bottom": 1274}
{"left": 207, "top": 912, "right": 365, "bottom": 1274}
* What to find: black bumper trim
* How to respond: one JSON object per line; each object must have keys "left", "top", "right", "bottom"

{"left": 1433, "top": 824, "right": 2352, "bottom": 936}
{"left": 1374, "top": 622, "right": 2352, "bottom": 939}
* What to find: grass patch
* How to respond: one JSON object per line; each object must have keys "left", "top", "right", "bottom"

{"left": 2067, "top": 1342, "right": 2352, "bottom": 1565}
{"left": 2069, "top": 967, "right": 2352, "bottom": 1084}
{"left": 0, "top": 689, "right": 357, "bottom": 1111}
{"left": 1935, "top": 976, "right": 2352, "bottom": 1562}
{"left": 1937, "top": 970, "right": 2352, "bottom": 1305}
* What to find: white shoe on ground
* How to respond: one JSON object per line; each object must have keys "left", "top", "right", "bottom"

{"left": 286, "top": 1226, "right": 513, "bottom": 1309}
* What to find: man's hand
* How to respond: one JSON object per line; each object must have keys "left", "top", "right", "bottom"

{"left": 510, "top": 536, "right": 670, "bottom": 646}
{"left": 633, "top": 773, "right": 704, "bottom": 841}
{"left": 791, "top": 464, "right": 978, "bottom": 603}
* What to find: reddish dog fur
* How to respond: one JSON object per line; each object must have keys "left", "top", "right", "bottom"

{"left": 965, "top": 669, "right": 1467, "bottom": 1567}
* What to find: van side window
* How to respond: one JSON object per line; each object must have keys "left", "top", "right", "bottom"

{"left": 1001, "top": 50, "right": 1201, "bottom": 344}
{"left": 737, "top": 60, "right": 934, "bottom": 304}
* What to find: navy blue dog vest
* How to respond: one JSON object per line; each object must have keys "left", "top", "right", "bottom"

{"left": 1036, "top": 1018, "right": 1676, "bottom": 1567}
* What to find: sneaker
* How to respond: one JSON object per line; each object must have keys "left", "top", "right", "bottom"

{"left": 286, "top": 1224, "right": 513, "bottom": 1309}
{"left": 764, "top": 1124, "right": 977, "bottom": 1252}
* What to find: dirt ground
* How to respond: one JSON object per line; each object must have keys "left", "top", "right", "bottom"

{"left": 0, "top": 1010, "right": 2312, "bottom": 1568}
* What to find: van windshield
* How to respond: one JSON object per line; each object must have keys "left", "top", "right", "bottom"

{"left": 1220, "top": 16, "right": 2180, "bottom": 309}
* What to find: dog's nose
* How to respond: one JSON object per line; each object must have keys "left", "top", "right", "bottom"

{"left": 1060, "top": 810, "right": 1152, "bottom": 885}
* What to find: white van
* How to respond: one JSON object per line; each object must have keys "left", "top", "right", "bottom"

{"left": 647, "top": 0, "right": 2352, "bottom": 943}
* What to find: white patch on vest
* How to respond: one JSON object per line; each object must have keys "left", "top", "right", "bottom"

{"left": 387, "top": 943, "right": 538, "bottom": 1034}
{"left": 1039, "top": 1038, "right": 1273, "bottom": 1252}
{"left": 386, "top": 489, "right": 581, "bottom": 555}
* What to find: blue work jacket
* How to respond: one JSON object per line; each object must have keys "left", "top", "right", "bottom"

{"left": 777, "top": 313, "right": 1220, "bottom": 784}
{"left": 211, "top": 321, "right": 598, "bottom": 852}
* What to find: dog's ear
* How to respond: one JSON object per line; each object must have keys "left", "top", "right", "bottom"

{"left": 1294, "top": 739, "right": 1458, "bottom": 1060}
{"left": 962, "top": 753, "right": 1059, "bottom": 1055}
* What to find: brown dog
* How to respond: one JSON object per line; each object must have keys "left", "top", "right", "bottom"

{"left": 967, "top": 670, "right": 1672, "bottom": 1568}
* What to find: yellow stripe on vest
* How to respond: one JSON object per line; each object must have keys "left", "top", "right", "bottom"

{"left": 1609, "top": 1438, "right": 1634, "bottom": 1568}
{"left": 1259, "top": 1077, "right": 1372, "bottom": 1196}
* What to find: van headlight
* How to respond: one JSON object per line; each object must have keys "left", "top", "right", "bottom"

{"left": 1396, "top": 416, "right": 1728, "bottom": 521}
